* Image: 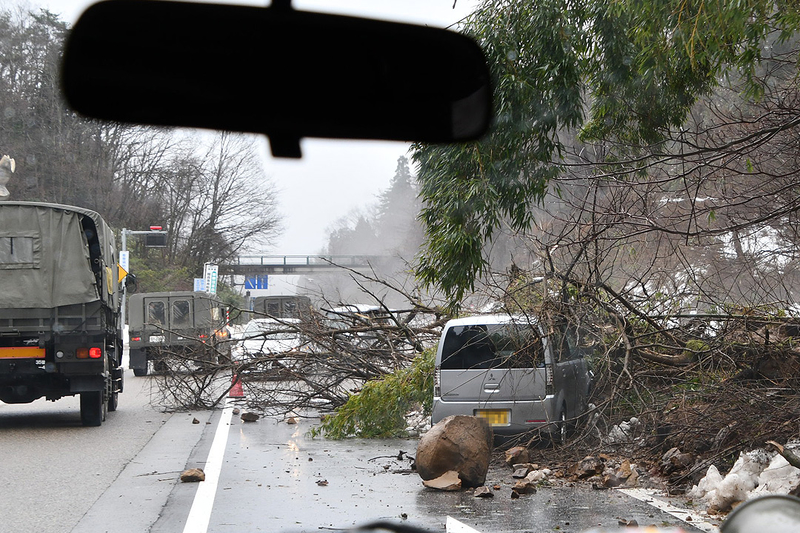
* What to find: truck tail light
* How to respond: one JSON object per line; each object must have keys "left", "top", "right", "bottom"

{"left": 76, "top": 347, "right": 103, "bottom": 359}
{"left": 545, "top": 363, "right": 554, "bottom": 395}
{"left": 131, "top": 336, "right": 141, "bottom": 342}
{"left": 434, "top": 366, "right": 441, "bottom": 397}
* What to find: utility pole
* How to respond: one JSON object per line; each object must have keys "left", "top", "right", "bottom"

{"left": 120, "top": 226, "right": 167, "bottom": 328}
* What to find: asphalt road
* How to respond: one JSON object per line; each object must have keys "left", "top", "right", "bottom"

{"left": 0, "top": 378, "right": 717, "bottom": 533}
{"left": 0, "top": 367, "right": 172, "bottom": 533}
{"left": 180, "top": 409, "right": 715, "bottom": 533}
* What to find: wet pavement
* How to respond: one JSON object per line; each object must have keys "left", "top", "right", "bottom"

{"left": 203, "top": 409, "right": 710, "bottom": 533}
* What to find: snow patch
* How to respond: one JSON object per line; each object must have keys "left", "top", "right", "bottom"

{"left": 689, "top": 445, "right": 800, "bottom": 512}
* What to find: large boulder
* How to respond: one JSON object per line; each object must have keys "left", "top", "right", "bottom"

{"left": 416, "top": 415, "right": 493, "bottom": 488}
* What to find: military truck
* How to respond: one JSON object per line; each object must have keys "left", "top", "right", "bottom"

{"left": 128, "top": 291, "right": 231, "bottom": 376}
{"left": 249, "top": 295, "right": 312, "bottom": 319}
{"left": 0, "top": 202, "right": 124, "bottom": 426}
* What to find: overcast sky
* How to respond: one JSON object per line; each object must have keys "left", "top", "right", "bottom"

{"left": 31, "top": 0, "right": 478, "bottom": 256}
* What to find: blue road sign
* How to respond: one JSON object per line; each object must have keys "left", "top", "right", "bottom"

{"left": 244, "top": 275, "right": 268, "bottom": 290}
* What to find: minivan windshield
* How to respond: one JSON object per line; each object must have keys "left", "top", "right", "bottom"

{"left": 440, "top": 323, "right": 544, "bottom": 370}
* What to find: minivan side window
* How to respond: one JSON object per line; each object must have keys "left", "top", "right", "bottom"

{"left": 550, "top": 323, "right": 583, "bottom": 362}
{"left": 565, "top": 326, "right": 580, "bottom": 360}
{"left": 441, "top": 324, "right": 544, "bottom": 370}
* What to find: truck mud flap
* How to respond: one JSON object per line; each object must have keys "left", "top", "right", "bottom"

{"left": 69, "top": 375, "right": 105, "bottom": 393}
{"left": 129, "top": 348, "right": 147, "bottom": 372}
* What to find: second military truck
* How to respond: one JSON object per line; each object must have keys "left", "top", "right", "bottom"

{"left": 128, "top": 291, "right": 231, "bottom": 376}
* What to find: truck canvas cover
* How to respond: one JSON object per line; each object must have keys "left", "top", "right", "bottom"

{"left": 0, "top": 202, "right": 117, "bottom": 309}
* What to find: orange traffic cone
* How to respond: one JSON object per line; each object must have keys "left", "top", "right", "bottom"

{"left": 229, "top": 374, "right": 244, "bottom": 398}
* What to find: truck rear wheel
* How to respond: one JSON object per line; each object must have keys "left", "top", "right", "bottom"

{"left": 80, "top": 391, "right": 105, "bottom": 426}
{"left": 133, "top": 366, "right": 149, "bottom": 377}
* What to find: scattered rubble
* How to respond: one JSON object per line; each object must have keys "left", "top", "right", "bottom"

{"left": 240, "top": 412, "right": 260, "bottom": 422}
{"left": 569, "top": 456, "right": 605, "bottom": 480}
{"left": 416, "top": 415, "right": 493, "bottom": 489}
{"left": 180, "top": 468, "right": 205, "bottom": 482}
{"left": 512, "top": 478, "right": 538, "bottom": 495}
{"left": 422, "top": 470, "right": 462, "bottom": 491}
{"left": 473, "top": 486, "right": 494, "bottom": 498}
{"left": 604, "top": 417, "right": 644, "bottom": 447}
{"left": 512, "top": 463, "right": 537, "bottom": 478}
{"left": 504, "top": 446, "right": 530, "bottom": 466}
{"left": 661, "top": 447, "right": 695, "bottom": 475}
{"left": 406, "top": 408, "right": 800, "bottom": 523}
{"left": 603, "top": 459, "right": 636, "bottom": 488}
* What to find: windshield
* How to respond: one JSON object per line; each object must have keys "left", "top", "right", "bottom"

{"left": 5, "top": 1, "right": 765, "bottom": 532}
{"left": 440, "top": 323, "right": 544, "bottom": 369}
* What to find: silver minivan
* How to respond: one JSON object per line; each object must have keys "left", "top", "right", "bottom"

{"left": 431, "top": 314, "right": 591, "bottom": 439}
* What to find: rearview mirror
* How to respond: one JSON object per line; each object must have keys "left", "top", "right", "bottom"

{"left": 61, "top": 0, "right": 492, "bottom": 157}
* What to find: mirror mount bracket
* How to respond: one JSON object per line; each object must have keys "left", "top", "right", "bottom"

{"left": 268, "top": 135, "right": 302, "bottom": 159}
{"left": 271, "top": 0, "right": 293, "bottom": 12}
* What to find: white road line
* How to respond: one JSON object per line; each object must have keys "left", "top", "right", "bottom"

{"left": 182, "top": 400, "right": 234, "bottom": 533}
{"left": 619, "top": 488, "right": 720, "bottom": 533}
{"left": 446, "top": 516, "right": 483, "bottom": 533}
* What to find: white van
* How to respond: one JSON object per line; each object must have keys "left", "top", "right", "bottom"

{"left": 431, "top": 314, "right": 591, "bottom": 439}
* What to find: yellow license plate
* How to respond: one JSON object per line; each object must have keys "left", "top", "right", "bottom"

{"left": 0, "top": 347, "right": 46, "bottom": 359}
{"left": 475, "top": 409, "right": 510, "bottom": 426}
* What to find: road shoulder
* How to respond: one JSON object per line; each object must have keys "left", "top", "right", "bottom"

{"left": 71, "top": 410, "right": 215, "bottom": 533}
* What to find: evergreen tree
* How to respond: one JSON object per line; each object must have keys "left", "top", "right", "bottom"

{"left": 374, "top": 156, "right": 422, "bottom": 258}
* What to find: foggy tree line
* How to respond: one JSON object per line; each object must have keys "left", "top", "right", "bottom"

{"left": 306, "top": 156, "right": 426, "bottom": 307}
{"left": 325, "top": 156, "right": 422, "bottom": 259}
{"left": 0, "top": 7, "right": 281, "bottom": 289}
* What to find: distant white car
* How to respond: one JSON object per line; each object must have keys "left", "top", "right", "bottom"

{"left": 233, "top": 318, "right": 305, "bottom": 375}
